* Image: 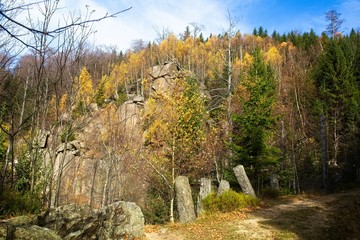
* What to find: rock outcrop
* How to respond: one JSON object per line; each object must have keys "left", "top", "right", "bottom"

{"left": 233, "top": 165, "right": 256, "bottom": 197}
{"left": 0, "top": 216, "right": 61, "bottom": 240}
{"left": 175, "top": 176, "right": 196, "bottom": 223}
{"left": 37, "top": 201, "right": 144, "bottom": 239}
{"left": 217, "top": 180, "right": 230, "bottom": 196}
{"left": 0, "top": 201, "right": 144, "bottom": 240}
{"left": 196, "top": 178, "right": 212, "bottom": 215}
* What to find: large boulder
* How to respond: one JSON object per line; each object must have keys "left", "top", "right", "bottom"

{"left": 233, "top": 165, "right": 256, "bottom": 197}
{"left": 175, "top": 176, "right": 196, "bottom": 223}
{"left": 196, "top": 178, "right": 212, "bottom": 215}
{"left": 101, "top": 201, "right": 144, "bottom": 239}
{"left": 36, "top": 204, "right": 98, "bottom": 239}
{"left": 217, "top": 180, "right": 230, "bottom": 196}
{"left": 36, "top": 201, "right": 144, "bottom": 239}
{"left": 269, "top": 174, "right": 280, "bottom": 190}
{"left": 0, "top": 216, "right": 61, "bottom": 240}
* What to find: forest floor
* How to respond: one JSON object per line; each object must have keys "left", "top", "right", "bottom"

{"left": 144, "top": 188, "right": 360, "bottom": 240}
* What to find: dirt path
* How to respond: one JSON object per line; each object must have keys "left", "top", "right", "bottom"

{"left": 145, "top": 189, "right": 360, "bottom": 240}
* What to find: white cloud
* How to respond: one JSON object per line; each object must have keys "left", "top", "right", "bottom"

{"left": 13, "top": 0, "right": 258, "bottom": 51}
{"left": 58, "top": 0, "right": 255, "bottom": 50}
{"left": 339, "top": 0, "right": 360, "bottom": 32}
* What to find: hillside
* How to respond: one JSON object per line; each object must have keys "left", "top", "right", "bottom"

{"left": 1, "top": 1, "right": 360, "bottom": 228}
{"left": 145, "top": 188, "right": 360, "bottom": 240}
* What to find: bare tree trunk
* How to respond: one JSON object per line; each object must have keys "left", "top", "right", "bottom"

{"left": 321, "top": 114, "right": 329, "bottom": 190}
{"left": 170, "top": 137, "right": 176, "bottom": 223}
{"left": 102, "top": 157, "right": 112, "bottom": 207}
{"left": 333, "top": 110, "right": 339, "bottom": 165}
{"left": 90, "top": 161, "right": 98, "bottom": 207}
{"left": 0, "top": 143, "right": 11, "bottom": 189}
{"left": 291, "top": 143, "right": 301, "bottom": 194}
{"left": 19, "top": 76, "right": 29, "bottom": 127}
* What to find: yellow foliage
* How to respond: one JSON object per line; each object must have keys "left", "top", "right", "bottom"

{"left": 159, "top": 34, "right": 178, "bottom": 59}
{"left": 241, "top": 53, "right": 253, "bottom": 69}
{"left": 111, "top": 62, "right": 128, "bottom": 87}
{"left": 288, "top": 43, "right": 296, "bottom": 52}
{"left": 59, "top": 93, "right": 68, "bottom": 112}
{"left": 265, "top": 46, "right": 282, "bottom": 65}
{"left": 175, "top": 41, "right": 185, "bottom": 61}
{"left": 280, "top": 42, "right": 288, "bottom": 48}
{"left": 78, "top": 67, "right": 94, "bottom": 105}
{"left": 98, "top": 75, "right": 114, "bottom": 97}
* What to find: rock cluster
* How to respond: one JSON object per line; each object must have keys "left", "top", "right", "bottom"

{"left": 0, "top": 201, "right": 144, "bottom": 240}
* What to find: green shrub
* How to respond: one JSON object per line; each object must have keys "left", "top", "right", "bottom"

{"left": 60, "top": 125, "right": 75, "bottom": 143}
{"left": 202, "top": 190, "right": 259, "bottom": 213}
{"left": 143, "top": 195, "right": 169, "bottom": 224}
{"left": 0, "top": 190, "right": 42, "bottom": 217}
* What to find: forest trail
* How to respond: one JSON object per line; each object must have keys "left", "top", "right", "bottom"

{"left": 144, "top": 188, "right": 360, "bottom": 240}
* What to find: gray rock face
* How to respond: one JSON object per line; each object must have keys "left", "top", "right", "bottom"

{"left": 101, "top": 201, "right": 144, "bottom": 240}
{"left": 175, "top": 176, "right": 196, "bottom": 223}
{"left": 217, "top": 180, "right": 230, "bottom": 196}
{"left": 269, "top": 174, "right": 280, "bottom": 190}
{"left": 196, "top": 178, "right": 212, "bottom": 215}
{"left": 0, "top": 216, "right": 61, "bottom": 240}
{"left": 233, "top": 165, "right": 256, "bottom": 197}
{"left": 36, "top": 201, "right": 144, "bottom": 239}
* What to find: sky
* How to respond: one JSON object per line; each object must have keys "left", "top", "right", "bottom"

{"left": 26, "top": 0, "right": 360, "bottom": 51}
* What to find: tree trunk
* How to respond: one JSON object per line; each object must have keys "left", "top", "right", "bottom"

{"left": 333, "top": 110, "right": 339, "bottom": 165}
{"left": 321, "top": 114, "right": 329, "bottom": 190}
{"left": 170, "top": 137, "right": 176, "bottom": 223}
{"left": 0, "top": 144, "right": 11, "bottom": 190}
{"left": 90, "top": 161, "right": 98, "bottom": 207}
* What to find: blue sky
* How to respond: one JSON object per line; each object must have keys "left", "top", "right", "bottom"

{"left": 32, "top": 0, "right": 360, "bottom": 50}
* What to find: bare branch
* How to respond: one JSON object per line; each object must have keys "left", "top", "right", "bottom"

{"left": 49, "top": 7, "right": 132, "bottom": 34}
{"left": 0, "top": 3, "right": 132, "bottom": 49}
{"left": 0, "top": 24, "right": 40, "bottom": 52}
{"left": 1, "top": 1, "right": 45, "bottom": 13}
{"left": 0, "top": 10, "right": 52, "bottom": 36}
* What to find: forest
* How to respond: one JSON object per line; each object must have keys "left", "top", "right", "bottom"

{"left": 1, "top": 1, "right": 360, "bottom": 225}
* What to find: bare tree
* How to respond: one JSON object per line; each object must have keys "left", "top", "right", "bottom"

{"left": 154, "top": 26, "right": 172, "bottom": 44}
{"left": 0, "top": 0, "right": 131, "bottom": 207}
{"left": 325, "top": 10, "right": 345, "bottom": 39}
{"left": 0, "top": 0, "right": 131, "bottom": 52}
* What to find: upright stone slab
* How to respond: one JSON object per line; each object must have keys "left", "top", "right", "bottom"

{"left": 217, "top": 180, "right": 230, "bottom": 196}
{"left": 175, "top": 176, "right": 196, "bottom": 223}
{"left": 233, "top": 165, "right": 256, "bottom": 197}
{"left": 269, "top": 174, "right": 280, "bottom": 190}
{"left": 196, "top": 178, "right": 212, "bottom": 215}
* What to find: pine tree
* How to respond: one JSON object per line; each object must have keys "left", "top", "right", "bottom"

{"left": 231, "top": 48, "right": 280, "bottom": 178}
{"left": 313, "top": 37, "right": 358, "bottom": 189}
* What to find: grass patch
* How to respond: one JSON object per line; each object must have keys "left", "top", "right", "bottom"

{"left": 202, "top": 190, "right": 260, "bottom": 213}
{"left": 0, "top": 190, "right": 42, "bottom": 218}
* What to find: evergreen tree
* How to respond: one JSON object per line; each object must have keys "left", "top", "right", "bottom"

{"left": 231, "top": 48, "right": 280, "bottom": 178}
{"left": 253, "top": 27, "right": 258, "bottom": 36}
{"left": 313, "top": 37, "right": 359, "bottom": 188}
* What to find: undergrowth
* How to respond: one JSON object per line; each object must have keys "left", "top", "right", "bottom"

{"left": 202, "top": 190, "right": 260, "bottom": 213}
{"left": 0, "top": 189, "right": 42, "bottom": 218}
